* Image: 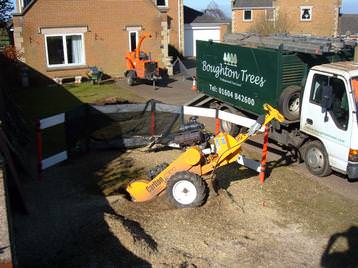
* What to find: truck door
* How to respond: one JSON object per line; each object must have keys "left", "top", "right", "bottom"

{"left": 301, "top": 72, "right": 352, "bottom": 173}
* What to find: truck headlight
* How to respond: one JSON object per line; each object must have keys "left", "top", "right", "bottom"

{"left": 349, "top": 149, "right": 358, "bottom": 162}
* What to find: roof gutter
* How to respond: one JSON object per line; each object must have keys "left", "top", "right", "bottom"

{"left": 12, "top": 0, "right": 37, "bottom": 16}
{"left": 232, "top": 6, "right": 274, "bottom": 10}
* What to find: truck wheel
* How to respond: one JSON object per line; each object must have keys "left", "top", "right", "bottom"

{"left": 279, "top": 86, "right": 302, "bottom": 121}
{"left": 304, "top": 140, "right": 332, "bottom": 177}
{"left": 167, "top": 171, "right": 208, "bottom": 208}
{"left": 126, "top": 71, "right": 136, "bottom": 86}
{"left": 219, "top": 106, "right": 240, "bottom": 136}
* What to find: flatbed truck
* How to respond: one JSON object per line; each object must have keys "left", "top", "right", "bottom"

{"left": 194, "top": 34, "right": 358, "bottom": 179}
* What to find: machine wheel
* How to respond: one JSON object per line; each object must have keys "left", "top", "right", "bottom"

{"left": 304, "top": 140, "right": 332, "bottom": 177}
{"left": 126, "top": 71, "right": 136, "bottom": 86}
{"left": 219, "top": 105, "right": 241, "bottom": 136}
{"left": 278, "top": 86, "right": 302, "bottom": 121}
{"left": 167, "top": 171, "right": 208, "bottom": 208}
{"left": 147, "top": 162, "right": 169, "bottom": 180}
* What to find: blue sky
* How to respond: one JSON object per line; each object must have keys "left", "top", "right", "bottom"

{"left": 10, "top": 0, "right": 358, "bottom": 14}
{"left": 183, "top": 0, "right": 358, "bottom": 15}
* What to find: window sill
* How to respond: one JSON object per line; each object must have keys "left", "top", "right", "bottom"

{"left": 157, "top": 6, "right": 169, "bottom": 12}
{"left": 46, "top": 65, "right": 88, "bottom": 72}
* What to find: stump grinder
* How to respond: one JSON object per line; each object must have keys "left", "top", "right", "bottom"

{"left": 125, "top": 32, "right": 161, "bottom": 88}
{"left": 126, "top": 104, "right": 285, "bottom": 208}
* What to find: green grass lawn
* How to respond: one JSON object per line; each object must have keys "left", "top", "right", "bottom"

{"left": 12, "top": 81, "right": 145, "bottom": 157}
{"left": 13, "top": 82, "right": 145, "bottom": 122}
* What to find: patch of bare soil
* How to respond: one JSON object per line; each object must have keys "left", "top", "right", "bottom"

{"left": 12, "top": 148, "right": 358, "bottom": 268}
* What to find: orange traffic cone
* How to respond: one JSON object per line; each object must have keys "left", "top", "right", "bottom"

{"left": 192, "top": 76, "right": 197, "bottom": 91}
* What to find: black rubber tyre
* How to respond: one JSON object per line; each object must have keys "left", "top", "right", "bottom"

{"left": 126, "top": 71, "right": 136, "bottom": 86}
{"left": 304, "top": 140, "right": 332, "bottom": 177}
{"left": 167, "top": 171, "right": 208, "bottom": 208}
{"left": 147, "top": 162, "right": 169, "bottom": 180}
{"left": 278, "top": 85, "right": 302, "bottom": 121}
{"left": 219, "top": 105, "right": 241, "bottom": 136}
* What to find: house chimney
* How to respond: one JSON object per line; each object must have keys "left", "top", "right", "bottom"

{"left": 354, "top": 45, "right": 358, "bottom": 65}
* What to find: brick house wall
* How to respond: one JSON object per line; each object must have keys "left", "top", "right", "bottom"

{"left": 232, "top": 9, "right": 267, "bottom": 33}
{"left": 13, "top": 0, "right": 184, "bottom": 79}
{"left": 232, "top": 0, "right": 341, "bottom": 37}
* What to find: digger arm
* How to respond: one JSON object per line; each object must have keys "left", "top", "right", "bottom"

{"left": 207, "top": 104, "right": 285, "bottom": 169}
{"left": 234, "top": 104, "right": 285, "bottom": 147}
{"left": 136, "top": 32, "right": 152, "bottom": 59}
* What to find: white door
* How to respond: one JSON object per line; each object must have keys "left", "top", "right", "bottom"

{"left": 184, "top": 25, "right": 221, "bottom": 57}
{"left": 300, "top": 71, "right": 352, "bottom": 172}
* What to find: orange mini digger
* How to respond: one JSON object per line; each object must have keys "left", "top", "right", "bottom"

{"left": 125, "top": 32, "right": 161, "bottom": 88}
{"left": 126, "top": 104, "right": 285, "bottom": 208}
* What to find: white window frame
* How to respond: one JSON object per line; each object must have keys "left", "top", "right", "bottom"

{"left": 265, "top": 9, "right": 275, "bottom": 22}
{"left": 44, "top": 33, "right": 86, "bottom": 68}
{"left": 300, "top": 6, "right": 313, "bottom": 21}
{"left": 127, "top": 30, "right": 139, "bottom": 52}
{"left": 156, "top": 0, "right": 168, "bottom": 7}
{"left": 243, "top": 9, "right": 253, "bottom": 22}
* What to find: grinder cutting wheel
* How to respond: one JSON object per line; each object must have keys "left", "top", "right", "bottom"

{"left": 126, "top": 104, "right": 285, "bottom": 208}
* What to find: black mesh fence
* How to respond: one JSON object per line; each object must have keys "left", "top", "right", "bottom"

{"left": 65, "top": 100, "right": 184, "bottom": 151}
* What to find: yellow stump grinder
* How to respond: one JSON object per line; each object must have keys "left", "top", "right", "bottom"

{"left": 126, "top": 104, "right": 285, "bottom": 208}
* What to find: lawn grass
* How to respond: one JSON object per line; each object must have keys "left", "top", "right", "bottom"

{"left": 13, "top": 82, "right": 145, "bottom": 122}
{"left": 12, "top": 81, "right": 145, "bottom": 157}
{"left": 65, "top": 83, "right": 145, "bottom": 104}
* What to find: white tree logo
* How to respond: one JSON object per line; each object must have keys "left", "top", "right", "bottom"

{"left": 223, "top": 52, "right": 238, "bottom": 67}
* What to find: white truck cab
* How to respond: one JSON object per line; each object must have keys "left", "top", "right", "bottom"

{"left": 300, "top": 61, "right": 358, "bottom": 179}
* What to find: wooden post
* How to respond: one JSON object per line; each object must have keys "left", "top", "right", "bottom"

{"left": 215, "top": 109, "right": 220, "bottom": 135}
{"left": 259, "top": 125, "right": 269, "bottom": 184}
{"left": 150, "top": 101, "right": 156, "bottom": 136}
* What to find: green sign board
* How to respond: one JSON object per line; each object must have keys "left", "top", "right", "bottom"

{"left": 197, "top": 40, "right": 283, "bottom": 115}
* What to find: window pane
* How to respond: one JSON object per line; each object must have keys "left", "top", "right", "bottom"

{"left": 310, "top": 74, "right": 328, "bottom": 104}
{"left": 266, "top": 9, "right": 274, "bottom": 21}
{"left": 157, "top": 0, "right": 166, "bottom": 6}
{"left": 244, "top": 10, "right": 252, "bottom": 20}
{"left": 66, "top": 35, "right": 83, "bottom": 64}
{"left": 331, "top": 77, "right": 349, "bottom": 130}
{"left": 301, "top": 8, "right": 311, "bottom": 20}
{"left": 47, "top": 36, "right": 64, "bottom": 65}
{"left": 130, "top": 32, "right": 137, "bottom": 52}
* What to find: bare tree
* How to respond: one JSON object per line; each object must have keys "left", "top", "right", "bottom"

{"left": 249, "top": 11, "right": 293, "bottom": 35}
{"left": 204, "top": 0, "right": 229, "bottom": 21}
{"left": 0, "top": 0, "right": 13, "bottom": 23}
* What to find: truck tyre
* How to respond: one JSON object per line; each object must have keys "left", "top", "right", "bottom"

{"left": 304, "top": 140, "right": 332, "bottom": 177}
{"left": 219, "top": 105, "right": 241, "bottom": 136}
{"left": 126, "top": 71, "right": 136, "bottom": 86}
{"left": 167, "top": 171, "right": 208, "bottom": 208}
{"left": 279, "top": 86, "right": 302, "bottom": 121}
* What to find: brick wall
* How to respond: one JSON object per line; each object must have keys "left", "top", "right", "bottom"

{"left": 13, "top": 0, "right": 183, "bottom": 78}
{"left": 275, "top": 0, "right": 340, "bottom": 36}
{"left": 232, "top": 9, "right": 267, "bottom": 33}
{"left": 232, "top": 0, "right": 340, "bottom": 36}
